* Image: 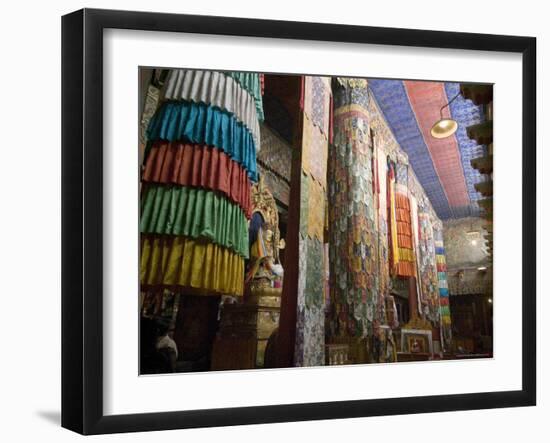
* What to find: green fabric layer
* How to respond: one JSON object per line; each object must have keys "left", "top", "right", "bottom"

{"left": 140, "top": 185, "right": 249, "bottom": 259}
{"left": 223, "top": 72, "right": 264, "bottom": 121}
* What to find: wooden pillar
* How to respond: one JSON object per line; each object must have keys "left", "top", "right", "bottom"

{"left": 481, "top": 298, "right": 489, "bottom": 336}
{"left": 408, "top": 276, "right": 419, "bottom": 319}
{"left": 275, "top": 111, "right": 304, "bottom": 368}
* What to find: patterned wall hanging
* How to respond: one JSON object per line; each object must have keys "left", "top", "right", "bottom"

{"left": 375, "top": 145, "right": 390, "bottom": 322}
{"left": 294, "top": 76, "right": 331, "bottom": 367}
{"left": 416, "top": 206, "right": 442, "bottom": 324}
{"left": 302, "top": 113, "right": 329, "bottom": 189}
{"left": 328, "top": 80, "right": 378, "bottom": 338}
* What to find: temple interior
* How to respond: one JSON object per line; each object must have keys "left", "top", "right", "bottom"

{"left": 138, "top": 69, "right": 493, "bottom": 374}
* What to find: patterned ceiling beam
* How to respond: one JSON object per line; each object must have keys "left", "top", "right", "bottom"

{"left": 404, "top": 81, "right": 471, "bottom": 218}
{"left": 368, "top": 79, "right": 453, "bottom": 219}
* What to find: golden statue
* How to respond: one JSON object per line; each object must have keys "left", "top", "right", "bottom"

{"left": 246, "top": 176, "right": 285, "bottom": 297}
{"left": 211, "top": 175, "right": 284, "bottom": 370}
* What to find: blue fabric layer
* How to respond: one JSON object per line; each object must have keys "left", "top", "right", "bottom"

{"left": 147, "top": 101, "right": 258, "bottom": 181}
{"left": 439, "top": 288, "right": 449, "bottom": 296}
{"left": 435, "top": 247, "right": 445, "bottom": 255}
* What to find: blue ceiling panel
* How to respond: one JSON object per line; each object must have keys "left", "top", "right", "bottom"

{"left": 444, "top": 82, "right": 488, "bottom": 217}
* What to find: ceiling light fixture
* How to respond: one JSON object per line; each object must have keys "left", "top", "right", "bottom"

{"left": 430, "top": 92, "right": 461, "bottom": 139}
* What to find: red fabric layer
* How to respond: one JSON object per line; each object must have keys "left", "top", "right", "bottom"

{"left": 143, "top": 142, "right": 252, "bottom": 218}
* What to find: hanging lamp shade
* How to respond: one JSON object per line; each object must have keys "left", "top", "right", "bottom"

{"left": 430, "top": 118, "right": 458, "bottom": 139}
{"left": 430, "top": 91, "right": 461, "bottom": 139}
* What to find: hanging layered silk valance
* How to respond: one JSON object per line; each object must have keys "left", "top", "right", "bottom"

{"left": 434, "top": 223, "right": 452, "bottom": 345}
{"left": 393, "top": 192, "right": 416, "bottom": 277}
{"left": 146, "top": 101, "right": 258, "bottom": 180}
{"left": 164, "top": 69, "right": 261, "bottom": 146}
{"left": 223, "top": 71, "right": 264, "bottom": 121}
{"left": 140, "top": 70, "right": 263, "bottom": 299}
{"left": 387, "top": 162, "right": 400, "bottom": 275}
{"left": 140, "top": 185, "right": 249, "bottom": 259}
{"left": 140, "top": 235, "right": 245, "bottom": 296}
{"left": 142, "top": 142, "right": 252, "bottom": 217}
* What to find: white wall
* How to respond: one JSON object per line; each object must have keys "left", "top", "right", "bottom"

{"left": 0, "top": 1, "right": 546, "bottom": 441}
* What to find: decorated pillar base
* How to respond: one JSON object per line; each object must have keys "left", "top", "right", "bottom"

{"left": 398, "top": 316, "right": 434, "bottom": 360}
{"left": 211, "top": 284, "right": 282, "bottom": 370}
{"left": 325, "top": 336, "right": 369, "bottom": 365}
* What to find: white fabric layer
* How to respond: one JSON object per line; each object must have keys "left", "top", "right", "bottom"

{"left": 164, "top": 69, "right": 261, "bottom": 151}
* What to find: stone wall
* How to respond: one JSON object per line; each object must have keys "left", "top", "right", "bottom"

{"left": 443, "top": 217, "right": 492, "bottom": 296}
{"left": 443, "top": 217, "right": 489, "bottom": 268}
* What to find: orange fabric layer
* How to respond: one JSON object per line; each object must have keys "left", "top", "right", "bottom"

{"left": 397, "top": 221, "right": 412, "bottom": 235}
{"left": 396, "top": 208, "right": 411, "bottom": 223}
{"left": 395, "top": 194, "right": 414, "bottom": 250}
{"left": 394, "top": 192, "right": 415, "bottom": 277}
{"left": 395, "top": 193, "right": 410, "bottom": 210}
{"left": 397, "top": 234, "right": 413, "bottom": 249}
{"left": 143, "top": 142, "right": 252, "bottom": 218}
{"left": 395, "top": 261, "right": 415, "bottom": 277}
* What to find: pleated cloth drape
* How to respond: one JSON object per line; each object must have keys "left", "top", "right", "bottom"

{"left": 394, "top": 192, "right": 416, "bottom": 277}
{"left": 140, "top": 185, "right": 249, "bottom": 259}
{"left": 140, "top": 70, "right": 263, "bottom": 296}
{"left": 387, "top": 162, "right": 416, "bottom": 278}
{"left": 146, "top": 100, "right": 258, "bottom": 180}
{"left": 164, "top": 69, "right": 261, "bottom": 147}
{"left": 223, "top": 71, "right": 264, "bottom": 122}
{"left": 434, "top": 224, "right": 452, "bottom": 348}
{"left": 140, "top": 236, "right": 245, "bottom": 296}
{"left": 143, "top": 142, "right": 253, "bottom": 217}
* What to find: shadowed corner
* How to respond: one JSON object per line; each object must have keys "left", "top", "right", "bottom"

{"left": 36, "top": 410, "right": 61, "bottom": 426}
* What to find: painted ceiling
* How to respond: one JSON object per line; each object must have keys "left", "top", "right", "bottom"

{"left": 368, "top": 79, "right": 487, "bottom": 220}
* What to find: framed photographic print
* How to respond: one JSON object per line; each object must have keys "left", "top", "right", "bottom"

{"left": 61, "top": 8, "right": 536, "bottom": 435}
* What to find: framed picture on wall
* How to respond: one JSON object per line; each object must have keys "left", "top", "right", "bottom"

{"left": 62, "top": 8, "right": 536, "bottom": 435}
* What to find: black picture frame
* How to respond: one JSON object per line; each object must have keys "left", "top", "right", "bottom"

{"left": 62, "top": 8, "right": 537, "bottom": 435}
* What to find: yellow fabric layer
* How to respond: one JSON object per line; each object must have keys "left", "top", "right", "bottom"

{"left": 436, "top": 254, "right": 447, "bottom": 264}
{"left": 389, "top": 176, "right": 399, "bottom": 267}
{"left": 140, "top": 235, "right": 244, "bottom": 296}
{"left": 397, "top": 247, "right": 415, "bottom": 262}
